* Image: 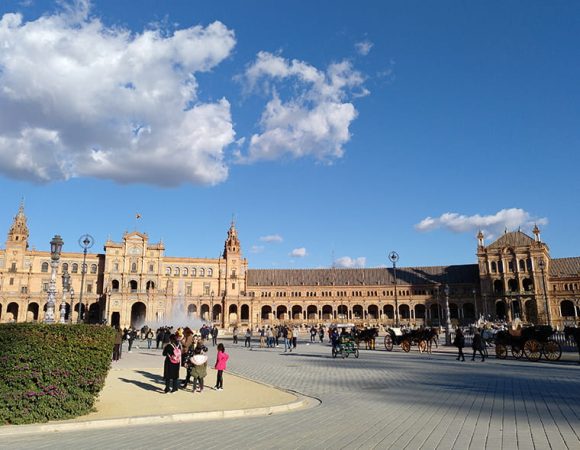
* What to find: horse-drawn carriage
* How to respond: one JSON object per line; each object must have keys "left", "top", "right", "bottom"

{"left": 332, "top": 335, "right": 360, "bottom": 359}
{"left": 494, "top": 325, "right": 561, "bottom": 362}
{"left": 384, "top": 327, "right": 438, "bottom": 353}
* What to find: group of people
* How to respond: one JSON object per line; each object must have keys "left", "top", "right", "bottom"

{"left": 161, "top": 326, "right": 229, "bottom": 394}
{"left": 453, "top": 328, "right": 487, "bottom": 362}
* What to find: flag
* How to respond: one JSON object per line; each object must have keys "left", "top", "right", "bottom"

{"left": 136, "top": 213, "right": 141, "bottom": 219}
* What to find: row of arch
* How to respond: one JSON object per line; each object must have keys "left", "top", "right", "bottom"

{"left": 0, "top": 301, "right": 101, "bottom": 323}
{"left": 490, "top": 258, "right": 533, "bottom": 274}
{"left": 165, "top": 267, "right": 214, "bottom": 277}
{"left": 493, "top": 278, "right": 534, "bottom": 293}
{"left": 41, "top": 262, "right": 98, "bottom": 274}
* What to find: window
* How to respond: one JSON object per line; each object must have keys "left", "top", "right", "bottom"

{"left": 207, "top": 268, "right": 213, "bottom": 277}
{"left": 114, "top": 262, "right": 119, "bottom": 272}
{"left": 62, "top": 263, "right": 69, "bottom": 272}
{"left": 199, "top": 268, "right": 205, "bottom": 277}
{"left": 174, "top": 267, "right": 180, "bottom": 276}
{"left": 112, "top": 280, "right": 120, "bottom": 292}
{"left": 9, "top": 277, "right": 14, "bottom": 285}
{"left": 131, "top": 262, "right": 137, "bottom": 273}
{"left": 232, "top": 283, "right": 236, "bottom": 290}
{"left": 43, "top": 282, "right": 49, "bottom": 292}
{"left": 72, "top": 263, "right": 78, "bottom": 273}
{"left": 21, "top": 286, "right": 28, "bottom": 294}
{"left": 186, "top": 283, "right": 192, "bottom": 295}
{"left": 149, "top": 264, "right": 154, "bottom": 273}
{"left": 203, "top": 283, "right": 210, "bottom": 296}
{"left": 41, "top": 262, "right": 49, "bottom": 272}
{"left": 166, "top": 267, "right": 171, "bottom": 276}
{"left": 87, "top": 283, "right": 93, "bottom": 293}
{"left": 192, "top": 268, "right": 196, "bottom": 277}
{"left": 10, "top": 262, "right": 16, "bottom": 272}
{"left": 91, "top": 264, "right": 97, "bottom": 274}
{"left": 183, "top": 267, "right": 188, "bottom": 276}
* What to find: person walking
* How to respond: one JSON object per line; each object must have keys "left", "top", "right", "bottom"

{"left": 232, "top": 326, "right": 238, "bottom": 344}
{"left": 286, "top": 326, "right": 293, "bottom": 352}
{"left": 214, "top": 343, "right": 229, "bottom": 391}
{"left": 244, "top": 328, "right": 252, "bottom": 348}
{"left": 113, "top": 326, "right": 123, "bottom": 361}
{"left": 211, "top": 326, "right": 219, "bottom": 347}
{"left": 162, "top": 335, "right": 181, "bottom": 393}
{"left": 310, "top": 326, "right": 317, "bottom": 343}
{"left": 156, "top": 328, "right": 163, "bottom": 349}
{"left": 471, "top": 329, "right": 485, "bottom": 362}
{"left": 292, "top": 326, "right": 299, "bottom": 349}
{"left": 127, "top": 328, "right": 136, "bottom": 353}
{"left": 453, "top": 328, "right": 465, "bottom": 361}
{"left": 146, "top": 329, "right": 154, "bottom": 349}
{"left": 259, "top": 327, "right": 266, "bottom": 348}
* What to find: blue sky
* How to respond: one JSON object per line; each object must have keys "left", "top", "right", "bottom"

{"left": 0, "top": 0, "right": 578, "bottom": 269}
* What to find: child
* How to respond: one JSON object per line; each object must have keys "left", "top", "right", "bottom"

{"left": 214, "top": 343, "right": 229, "bottom": 391}
{"left": 189, "top": 345, "right": 208, "bottom": 393}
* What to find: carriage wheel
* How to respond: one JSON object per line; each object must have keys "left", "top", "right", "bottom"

{"left": 418, "top": 340, "right": 427, "bottom": 353}
{"left": 341, "top": 349, "right": 346, "bottom": 359}
{"left": 354, "top": 348, "right": 360, "bottom": 359}
{"left": 384, "top": 335, "right": 394, "bottom": 351}
{"left": 543, "top": 340, "right": 562, "bottom": 361}
{"left": 524, "top": 339, "right": 542, "bottom": 362}
{"left": 401, "top": 340, "right": 411, "bottom": 353}
{"left": 495, "top": 344, "right": 508, "bottom": 359}
{"left": 511, "top": 345, "right": 523, "bottom": 360}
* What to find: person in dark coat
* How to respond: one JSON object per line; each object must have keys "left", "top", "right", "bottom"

{"left": 113, "top": 327, "right": 123, "bottom": 361}
{"left": 162, "top": 335, "right": 181, "bottom": 393}
{"left": 471, "top": 329, "right": 485, "bottom": 362}
{"left": 453, "top": 328, "right": 465, "bottom": 361}
{"left": 211, "top": 326, "right": 219, "bottom": 346}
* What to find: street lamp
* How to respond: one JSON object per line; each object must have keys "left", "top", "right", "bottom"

{"left": 69, "top": 287, "right": 75, "bottom": 322}
{"left": 60, "top": 269, "right": 70, "bottom": 324}
{"left": 210, "top": 290, "right": 214, "bottom": 324}
{"left": 44, "top": 234, "right": 64, "bottom": 323}
{"left": 444, "top": 284, "right": 452, "bottom": 345}
{"left": 472, "top": 287, "right": 478, "bottom": 321}
{"left": 538, "top": 257, "right": 551, "bottom": 326}
{"left": 388, "top": 251, "right": 400, "bottom": 327}
{"left": 77, "top": 234, "right": 94, "bottom": 324}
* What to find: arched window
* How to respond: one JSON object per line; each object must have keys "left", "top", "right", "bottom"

{"left": 199, "top": 268, "right": 205, "bottom": 277}
{"left": 166, "top": 267, "right": 171, "bottom": 276}
{"left": 72, "top": 263, "right": 78, "bottom": 273}
{"left": 560, "top": 300, "right": 575, "bottom": 317}
{"left": 62, "top": 263, "right": 69, "bottom": 272}
{"left": 183, "top": 267, "right": 188, "bottom": 276}
{"left": 207, "top": 268, "right": 213, "bottom": 277}
{"left": 91, "top": 264, "right": 97, "bottom": 274}
{"left": 129, "top": 280, "right": 138, "bottom": 292}
{"left": 191, "top": 268, "right": 196, "bottom": 277}
{"left": 498, "top": 261, "right": 504, "bottom": 273}
{"left": 131, "top": 262, "right": 137, "bottom": 273}
{"left": 41, "top": 262, "right": 49, "bottom": 272}
{"left": 519, "top": 259, "right": 526, "bottom": 271}
{"left": 491, "top": 261, "right": 497, "bottom": 273}
{"left": 174, "top": 267, "right": 180, "bottom": 276}
{"left": 526, "top": 258, "right": 533, "bottom": 271}
{"left": 112, "top": 279, "right": 120, "bottom": 291}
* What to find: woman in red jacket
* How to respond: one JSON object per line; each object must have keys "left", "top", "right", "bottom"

{"left": 214, "top": 343, "right": 229, "bottom": 391}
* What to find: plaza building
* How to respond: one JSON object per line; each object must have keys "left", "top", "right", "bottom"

{"left": 0, "top": 203, "right": 579, "bottom": 329}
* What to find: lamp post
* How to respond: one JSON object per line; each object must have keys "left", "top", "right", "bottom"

{"left": 44, "top": 235, "right": 64, "bottom": 323}
{"left": 77, "top": 234, "right": 94, "bottom": 324}
{"left": 60, "top": 270, "right": 70, "bottom": 324}
{"left": 388, "top": 251, "right": 400, "bottom": 327}
{"left": 472, "top": 287, "right": 478, "bottom": 321}
{"left": 69, "top": 288, "right": 75, "bottom": 323}
{"left": 444, "top": 284, "right": 452, "bottom": 345}
{"left": 538, "top": 257, "right": 551, "bottom": 326}
{"left": 210, "top": 290, "right": 214, "bottom": 324}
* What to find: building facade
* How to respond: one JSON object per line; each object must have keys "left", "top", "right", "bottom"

{"left": 0, "top": 204, "right": 579, "bottom": 329}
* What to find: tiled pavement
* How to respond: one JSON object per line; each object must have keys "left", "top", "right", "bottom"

{"left": 3, "top": 340, "right": 580, "bottom": 450}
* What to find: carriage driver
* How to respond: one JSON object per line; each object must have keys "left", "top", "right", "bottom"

{"left": 331, "top": 328, "right": 340, "bottom": 351}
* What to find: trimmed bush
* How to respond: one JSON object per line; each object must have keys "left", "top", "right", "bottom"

{"left": 0, "top": 323, "right": 115, "bottom": 425}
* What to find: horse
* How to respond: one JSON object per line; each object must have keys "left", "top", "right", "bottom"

{"left": 354, "top": 327, "right": 379, "bottom": 350}
{"left": 423, "top": 328, "right": 439, "bottom": 354}
{"left": 564, "top": 326, "right": 580, "bottom": 363}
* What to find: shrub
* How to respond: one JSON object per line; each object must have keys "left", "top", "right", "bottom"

{"left": 0, "top": 323, "right": 115, "bottom": 425}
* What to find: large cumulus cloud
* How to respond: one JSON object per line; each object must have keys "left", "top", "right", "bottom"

{"left": 0, "top": 3, "right": 236, "bottom": 185}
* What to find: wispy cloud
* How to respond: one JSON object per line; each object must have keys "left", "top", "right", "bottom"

{"left": 259, "top": 234, "right": 283, "bottom": 243}
{"left": 238, "top": 51, "right": 367, "bottom": 164}
{"left": 415, "top": 208, "right": 548, "bottom": 239}
{"left": 355, "top": 40, "right": 373, "bottom": 56}
{"left": 290, "top": 247, "right": 307, "bottom": 258}
{"left": 250, "top": 245, "right": 264, "bottom": 253}
{"left": 334, "top": 256, "right": 366, "bottom": 268}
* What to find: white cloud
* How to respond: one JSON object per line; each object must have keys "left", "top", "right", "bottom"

{"left": 335, "top": 256, "right": 366, "bottom": 268}
{"left": 289, "top": 247, "right": 307, "bottom": 258}
{"left": 238, "top": 52, "right": 367, "bottom": 163}
{"left": 355, "top": 40, "right": 373, "bottom": 56}
{"left": 0, "top": 3, "right": 236, "bottom": 185}
{"left": 250, "top": 245, "right": 264, "bottom": 254}
{"left": 415, "top": 208, "right": 548, "bottom": 238}
{"left": 259, "top": 234, "right": 283, "bottom": 243}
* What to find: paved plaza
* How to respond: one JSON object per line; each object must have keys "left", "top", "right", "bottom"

{"left": 2, "top": 338, "right": 579, "bottom": 450}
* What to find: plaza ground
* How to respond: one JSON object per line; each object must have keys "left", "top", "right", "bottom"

{"left": 1, "top": 337, "right": 579, "bottom": 449}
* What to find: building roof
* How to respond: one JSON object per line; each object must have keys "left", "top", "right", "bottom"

{"left": 486, "top": 231, "right": 535, "bottom": 249}
{"left": 247, "top": 265, "right": 479, "bottom": 287}
{"left": 549, "top": 257, "right": 580, "bottom": 277}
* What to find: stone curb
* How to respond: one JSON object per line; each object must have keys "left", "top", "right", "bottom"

{"left": 0, "top": 394, "right": 319, "bottom": 437}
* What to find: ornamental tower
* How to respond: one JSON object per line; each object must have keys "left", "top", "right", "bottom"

{"left": 6, "top": 201, "right": 29, "bottom": 251}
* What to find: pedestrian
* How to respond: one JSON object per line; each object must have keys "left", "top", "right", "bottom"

{"left": 259, "top": 327, "right": 266, "bottom": 348}
{"left": 471, "top": 329, "right": 485, "bottom": 362}
{"left": 189, "top": 345, "right": 208, "bottom": 393}
{"left": 162, "top": 334, "right": 181, "bottom": 393}
{"left": 292, "top": 326, "right": 298, "bottom": 349}
{"left": 244, "top": 328, "right": 252, "bottom": 347}
{"left": 146, "top": 329, "right": 154, "bottom": 349}
{"left": 266, "top": 327, "right": 274, "bottom": 348}
{"left": 319, "top": 326, "right": 324, "bottom": 343}
{"left": 286, "top": 326, "right": 293, "bottom": 352}
{"left": 127, "top": 328, "right": 136, "bottom": 352}
{"left": 156, "top": 328, "right": 163, "bottom": 349}
{"left": 113, "top": 326, "right": 123, "bottom": 361}
{"left": 453, "top": 328, "right": 465, "bottom": 361}
{"left": 211, "top": 325, "right": 219, "bottom": 346}
{"left": 310, "top": 326, "right": 316, "bottom": 343}
{"left": 214, "top": 343, "right": 229, "bottom": 390}
{"left": 232, "top": 326, "right": 238, "bottom": 344}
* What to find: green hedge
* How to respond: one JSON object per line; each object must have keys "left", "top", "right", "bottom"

{"left": 0, "top": 323, "right": 115, "bottom": 425}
